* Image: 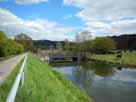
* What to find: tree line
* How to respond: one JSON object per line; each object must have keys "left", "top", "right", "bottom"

{"left": 33, "top": 36, "right": 116, "bottom": 54}
{"left": 56, "top": 32, "right": 136, "bottom": 54}
{"left": 111, "top": 34, "right": 136, "bottom": 51}
{"left": 71, "top": 37, "right": 116, "bottom": 54}
{"left": 57, "top": 31, "right": 116, "bottom": 54}
{"left": 33, "top": 31, "right": 117, "bottom": 54}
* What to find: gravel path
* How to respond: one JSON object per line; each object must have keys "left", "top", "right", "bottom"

{"left": 0, "top": 54, "right": 26, "bottom": 86}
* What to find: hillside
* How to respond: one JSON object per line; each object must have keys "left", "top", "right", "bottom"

{"left": 33, "top": 40, "right": 74, "bottom": 50}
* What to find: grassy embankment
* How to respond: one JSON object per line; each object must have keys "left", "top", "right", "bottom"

{"left": 0, "top": 54, "right": 92, "bottom": 102}
{"left": 91, "top": 52, "right": 136, "bottom": 67}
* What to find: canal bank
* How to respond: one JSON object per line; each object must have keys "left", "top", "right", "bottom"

{"left": 6, "top": 54, "right": 92, "bottom": 102}
{"left": 89, "top": 53, "right": 136, "bottom": 68}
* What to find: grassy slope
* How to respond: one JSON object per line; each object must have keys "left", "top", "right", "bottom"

{"left": 91, "top": 52, "right": 136, "bottom": 66}
{"left": 0, "top": 60, "right": 23, "bottom": 102}
{"left": 16, "top": 54, "right": 92, "bottom": 102}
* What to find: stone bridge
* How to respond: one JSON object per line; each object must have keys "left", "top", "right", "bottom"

{"left": 49, "top": 51, "right": 86, "bottom": 62}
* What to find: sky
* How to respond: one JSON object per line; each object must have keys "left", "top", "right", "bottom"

{"left": 0, "top": 0, "right": 136, "bottom": 41}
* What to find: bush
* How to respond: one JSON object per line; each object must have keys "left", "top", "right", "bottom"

{"left": 0, "top": 31, "right": 7, "bottom": 40}
{"left": 0, "top": 31, "right": 24, "bottom": 57}
{"left": 0, "top": 40, "right": 10, "bottom": 57}
{"left": 0, "top": 39, "right": 24, "bottom": 57}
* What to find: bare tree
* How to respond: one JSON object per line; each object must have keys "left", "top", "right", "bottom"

{"left": 75, "top": 31, "right": 93, "bottom": 43}
{"left": 63, "top": 38, "right": 70, "bottom": 51}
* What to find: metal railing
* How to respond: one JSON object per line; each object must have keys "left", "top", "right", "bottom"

{"left": 6, "top": 54, "right": 28, "bottom": 102}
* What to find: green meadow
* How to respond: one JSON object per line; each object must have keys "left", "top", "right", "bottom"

{"left": 91, "top": 52, "right": 136, "bottom": 66}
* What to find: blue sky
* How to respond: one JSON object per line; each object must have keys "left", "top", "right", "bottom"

{"left": 0, "top": 0, "right": 136, "bottom": 41}
{"left": 0, "top": 0, "right": 81, "bottom": 24}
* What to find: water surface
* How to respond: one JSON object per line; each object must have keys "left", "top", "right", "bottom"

{"left": 51, "top": 62, "right": 136, "bottom": 102}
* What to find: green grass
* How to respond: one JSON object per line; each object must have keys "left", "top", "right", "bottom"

{"left": 91, "top": 52, "right": 136, "bottom": 66}
{"left": 0, "top": 59, "right": 23, "bottom": 102}
{"left": 15, "top": 54, "right": 92, "bottom": 102}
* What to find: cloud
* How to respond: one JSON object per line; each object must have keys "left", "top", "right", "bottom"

{"left": 64, "top": 0, "right": 136, "bottom": 36}
{"left": 64, "top": 0, "right": 136, "bottom": 19}
{"left": 16, "top": 0, "right": 48, "bottom": 4}
{"left": 0, "top": 8, "right": 76, "bottom": 41}
{"left": 111, "top": 19, "right": 136, "bottom": 34}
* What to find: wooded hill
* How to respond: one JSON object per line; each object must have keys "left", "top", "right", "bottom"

{"left": 33, "top": 40, "right": 74, "bottom": 50}
{"left": 111, "top": 34, "right": 136, "bottom": 50}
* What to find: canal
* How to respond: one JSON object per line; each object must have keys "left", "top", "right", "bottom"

{"left": 50, "top": 61, "right": 136, "bottom": 102}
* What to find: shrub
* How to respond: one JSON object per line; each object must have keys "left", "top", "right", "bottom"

{"left": 0, "top": 32, "right": 24, "bottom": 57}
{"left": 92, "top": 37, "right": 116, "bottom": 53}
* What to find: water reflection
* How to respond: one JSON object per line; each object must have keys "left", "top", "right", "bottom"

{"left": 72, "top": 66, "right": 95, "bottom": 88}
{"left": 81, "top": 62, "right": 115, "bottom": 77}
{"left": 51, "top": 61, "right": 136, "bottom": 102}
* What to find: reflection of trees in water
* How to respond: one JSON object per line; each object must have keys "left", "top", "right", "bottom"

{"left": 82, "top": 61, "right": 115, "bottom": 77}
{"left": 72, "top": 66, "right": 95, "bottom": 89}
{"left": 71, "top": 61, "right": 115, "bottom": 89}
{"left": 71, "top": 61, "right": 116, "bottom": 97}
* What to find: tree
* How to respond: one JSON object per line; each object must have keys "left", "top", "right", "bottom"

{"left": 0, "top": 31, "right": 7, "bottom": 40}
{"left": 11, "top": 40, "right": 24, "bottom": 54}
{"left": 15, "top": 33, "right": 33, "bottom": 51}
{"left": 73, "top": 36, "right": 116, "bottom": 54}
{"left": 76, "top": 31, "right": 93, "bottom": 43}
{"left": 56, "top": 42, "right": 62, "bottom": 51}
{"left": 0, "top": 40, "right": 10, "bottom": 57}
{"left": 81, "top": 40, "right": 93, "bottom": 52}
{"left": 63, "top": 38, "right": 70, "bottom": 51}
{"left": 0, "top": 31, "right": 24, "bottom": 57}
{"left": 92, "top": 37, "right": 116, "bottom": 53}
{"left": 0, "top": 39, "right": 24, "bottom": 57}
{"left": 73, "top": 31, "right": 93, "bottom": 52}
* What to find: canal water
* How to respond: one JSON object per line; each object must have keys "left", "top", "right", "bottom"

{"left": 50, "top": 61, "right": 136, "bottom": 102}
